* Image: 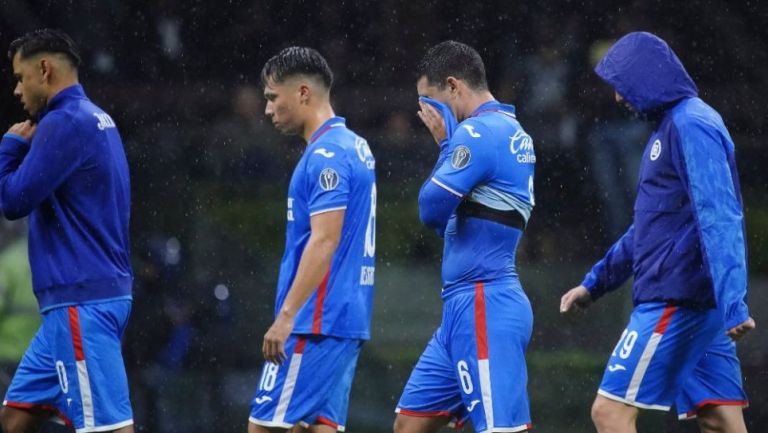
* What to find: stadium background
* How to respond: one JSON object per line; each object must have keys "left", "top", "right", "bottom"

{"left": 0, "top": 1, "right": 766, "bottom": 432}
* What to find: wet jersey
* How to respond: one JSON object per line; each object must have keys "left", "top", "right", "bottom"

{"left": 275, "top": 117, "right": 376, "bottom": 339}
{"left": 429, "top": 101, "right": 535, "bottom": 295}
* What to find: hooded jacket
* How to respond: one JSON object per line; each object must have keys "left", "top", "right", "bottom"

{"left": 581, "top": 32, "right": 749, "bottom": 330}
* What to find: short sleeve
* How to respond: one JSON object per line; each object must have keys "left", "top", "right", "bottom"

{"left": 305, "top": 143, "right": 351, "bottom": 216}
{"left": 431, "top": 120, "right": 495, "bottom": 196}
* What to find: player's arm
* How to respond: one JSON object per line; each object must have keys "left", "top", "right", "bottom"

{"left": 671, "top": 119, "right": 753, "bottom": 339}
{"left": 0, "top": 114, "right": 81, "bottom": 219}
{"left": 417, "top": 105, "right": 493, "bottom": 235}
{"left": 561, "top": 225, "right": 635, "bottom": 313}
{"left": 262, "top": 209, "right": 344, "bottom": 364}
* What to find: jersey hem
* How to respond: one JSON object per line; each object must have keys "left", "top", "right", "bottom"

{"left": 597, "top": 389, "right": 671, "bottom": 411}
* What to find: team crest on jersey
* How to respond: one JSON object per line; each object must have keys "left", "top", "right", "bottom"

{"left": 451, "top": 146, "right": 471, "bottom": 169}
{"left": 319, "top": 168, "right": 340, "bottom": 191}
{"left": 650, "top": 139, "right": 662, "bottom": 161}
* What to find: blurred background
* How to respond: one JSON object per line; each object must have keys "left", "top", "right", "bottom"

{"left": 0, "top": 1, "right": 767, "bottom": 432}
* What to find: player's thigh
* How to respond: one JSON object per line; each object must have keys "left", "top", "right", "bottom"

{"left": 250, "top": 335, "right": 361, "bottom": 428}
{"left": 696, "top": 404, "right": 747, "bottom": 433}
{"left": 446, "top": 282, "right": 533, "bottom": 432}
{"left": 0, "top": 405, "right": 47, "bottom": 432}
{"left": 396, "top": 331, "right": 468, "bottom": 429}
{"left": 676, "top": 331, "right": 748, "bottom": 421}
{"left": 597, "top": 302, "right": 721, "bottom": 410}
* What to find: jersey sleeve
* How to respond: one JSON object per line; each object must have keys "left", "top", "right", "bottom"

{"left": 0, "top": 113, "right": 82, "bottom": 220}
{"left": 305, "top": 143, "right": 351, "bottom": 216}
{"left": 431, "top": 120, "right": 496, "bottom": 196}
{"left": 671, "top": 118, "right": 749, "bottom": 329}
{"left": 581, "top": 224, "right": 635, "bottom": 300}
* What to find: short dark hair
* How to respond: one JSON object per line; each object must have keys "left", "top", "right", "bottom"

{"left": 8, "top": 28, "right": 81, "bottom": 68}
{"left": 417, "top": 41, "right": 488, "bottom": 90}
{"left": 261, "top": 47, "right": 333, "bottom": 90}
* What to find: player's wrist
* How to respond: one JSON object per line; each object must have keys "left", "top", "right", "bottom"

{"left": 278, "top": 306, "right": 297, "bottom": 319}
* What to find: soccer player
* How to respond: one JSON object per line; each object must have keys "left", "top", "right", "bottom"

{"left": 0, "top": 29, "right": 134, "bottom": 433}
{"left": 560, "top": 32, "right": 754, "bottom": 433}
{"left": 394, "top": 41, "right": 536, "bottom": 433}
{"left": 248, "top": 47, "right": 376, "bottom": 433}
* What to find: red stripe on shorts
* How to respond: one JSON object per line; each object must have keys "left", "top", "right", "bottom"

{"left": 294, "top": 336, "right": 307, "bottom": 354}
{"left": 315, "top": 415, "right": 339, "bottom": 429}
{"left": 397, "top": 408, "right": 454, "bottom": 418}
{"left": 653, "top": 304, "right": 677, "bottom": 334}
{"left": 312, "top": 269, "right": 331, "bottom": 334}
{"left": 68, "top": 306, "right": 86, "bottom": 361}
{"left": 474, "top": 281, "right": 489, "bottom": 360}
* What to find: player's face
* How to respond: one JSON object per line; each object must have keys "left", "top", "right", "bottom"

{"left": 264, "top": 78, "right": 303, "bottom": 136}
{"left": 417, "top": 76, "right": 452, "bottom": 103}
{"left": 12, "top": 53, "right": 48, "bottom": 117}
{"left": 417, "top": 75, "right": 458, "bottom": 117}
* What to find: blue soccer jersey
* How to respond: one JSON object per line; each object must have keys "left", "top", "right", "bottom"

{"left": 430, "top": 101, "right": 535, "bottom": 293}
{"left": 276, "top": 117, "right": 376, "bottom": 340}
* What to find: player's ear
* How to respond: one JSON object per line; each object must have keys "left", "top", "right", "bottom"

{"left": 299, "top": 83, "right": 311, "bottom": 104}
{"left": 39, "top": 58, "right": 52, "bottom": 83}
{"left": 446, "top": 76, "right": 460, "bottom": 95}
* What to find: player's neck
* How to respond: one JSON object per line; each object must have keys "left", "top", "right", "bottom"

{"left": 46, "top": 77, "right": 80, "bottom": 104}
{"left": 463, "top": 91, "right": 496, "bottom": 119}
{"left": 302, "top": 104, "right": 336, "bottom": 143}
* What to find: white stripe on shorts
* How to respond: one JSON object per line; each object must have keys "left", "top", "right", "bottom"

{"left": 75, "top": 418, "right": 133, "bottom": 433}
{"left": 274, "top": 354, "right": 304, "bottom": 424}
{"left": 76, "top": 360, "right": 95, "bottom": 429}
{"left": 478, "top": 358, "right": 494, "bottom": 432}
{"left": 625, "top": 331, "right": 663, "bottom": 402}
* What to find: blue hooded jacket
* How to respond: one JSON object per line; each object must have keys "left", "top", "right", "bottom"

{"left": 0, "top": 84, "right": 133, "bottom": 312}
{"left": 582, "top": 32, "right": 749, "bottom": 330}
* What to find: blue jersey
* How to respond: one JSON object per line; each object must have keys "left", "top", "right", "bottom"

{"left": 429, "top": 101, "right": 535, "bottom": 294}
{"left": 584, "top": 32, "right": 749, "bottom": 330}
{"left": 0, "top": 84, "right": 132, "bottom": 312}
{"left": 276, "top": 117, "right": 376, "bottom": 340}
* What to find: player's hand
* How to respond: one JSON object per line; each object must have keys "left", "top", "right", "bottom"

{"left": 262, "top": 313, "right": 294, "bottom": 364}
{"left": 560, "top": 285, "right": 592, "bottom": 313}
{"left": 726, "top": 317, "right": 755, "bottom": 341}
{"left": 417, "top": 100, "right": 447, "bottom": 145}
{"left": 7, "top": 120, "right": 36, "bottom": 141}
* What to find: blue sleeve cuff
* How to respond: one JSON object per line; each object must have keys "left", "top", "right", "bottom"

{"left": 581, "top": 272, "right": 597, "bottom": 290}
{"left": 724, "top": 301, "right": 750, "bottom": 331}
{"left": 3, "top": 133, "right": 30, "bottom": 145}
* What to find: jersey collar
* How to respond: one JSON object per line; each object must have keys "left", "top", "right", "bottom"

{"left": 308, "top": 116, "right": 346, "bottom": 144}
{"left": 38, "top": 84, "right": 87, "bottom": 121}
{"left": 469, "top": 100, "right": 516, "bottom": 118}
